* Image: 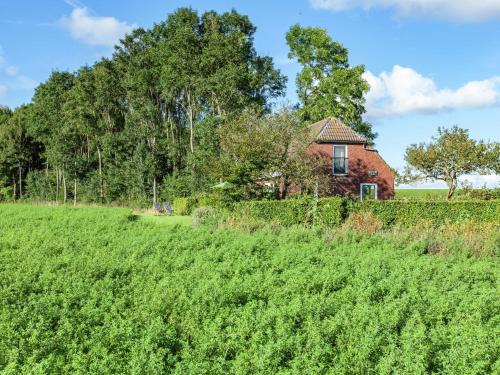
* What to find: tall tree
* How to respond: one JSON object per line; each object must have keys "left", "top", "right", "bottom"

{"left": 115, "top": 27, "right": 167, "bottom": 205}
{"left": 217, "top": 107, "right": 311, "bottom": 199}
{"left": 31, "top": 71, "right": 75, "bottom": 202}
{"left": 92, "top": 59, "right": 126, "bottom": 203}
{"left": 286, "top": 24, "right": 375, "bottom": 141}
{"left": 160, "top": 8, "right": 202, "bottom": 154}
{"left": 0, "top": 7, "right": 287, "bottom": 206}
{"left": 401, "top": 126, "right": 500, "bottom": 199}
{"left": 0, "top": 105, "right": 42, "bottom": 199}
{"left": 199, "top": 10, "right": 286, "bottom": 115}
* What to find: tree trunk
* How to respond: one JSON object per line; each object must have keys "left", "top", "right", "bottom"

{"left": 73, "top": 177, "right": 77, "bottom": 206}
{"left": 97, "top": 146, "right": 103, "bottom": 204}
{"left": 18, "top": 166, "right": 22, "bottom": 199}
{"left": 56, "top": 168, "right": 60, "bottom": 202}
{"left": 187, "top": 92, "right": 195, "bottom": 154}
{"left": 280, "top": 176, "right": 290, "bottom": 200}
{"left": 12, "top": 177, "right": 16, "bottom": 201}
{"left": 62, "top": 171, "right": 67, "bottom": 204}
{"left": 73, "top": 159, "right": 77, "bottom": 206}
{"left": 447, "top": 180, "right": 457, "bottom": 199}
{"left": 152, "top": 176, "right": 157, "bottom": 206}
{"left": 314, "top": 179, "right": 319, "bottom": 200}
{"left": 189, "top": 109, "right": 194, "bottom": 154}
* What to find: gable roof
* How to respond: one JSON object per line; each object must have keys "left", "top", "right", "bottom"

{"left": 308, "top": 117, "right": 367, "bottom": 144}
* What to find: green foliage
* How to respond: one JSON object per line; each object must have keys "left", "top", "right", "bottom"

{"left": 0, "top": 7, "right": 286, "bottom": 207}
{"left": 25, "top": 169, "right": 55, "bottom": 201}
{"left": 217, "top": 108, "right": 308, "bottom": 200}
{"left": 402, "top": 126, "right": 500, "bottom": 199}
{"left": 455, "top": 187, "right": 500, "bottom": 200}
{"left": 0, "top": 205, "right": 498, "bottom": 373}
{"left": 234, "top": 196, "right": 347, "bottom": 227}
{"left": 286, "top": 24, "right": 375, "bottom": 141}
{"left": 173, "top": 190, "right": 238, "bottom": 216}
{"left": 235, "top": 196, "right": 314, "bottom": 225}
{"left": 172, "top": 197, "right": 196, "bottom": 215}
{"left": 315, "top": 197, "right": 348, "bottom": 226}
{"left": 352, "top": 200, "right": 500, "bottom": 227}
{"left": 191, "top": 206, "right": 220, "bottom": 227}
{"left": 233, "top": 197, "right": 500, "bottom": 228}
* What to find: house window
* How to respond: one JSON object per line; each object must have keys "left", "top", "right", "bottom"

{"left": 360, "top": 183, "right": 378, "bottom": 200}
{"left": 333, "top": 145, "right": 347, "bottom": 175}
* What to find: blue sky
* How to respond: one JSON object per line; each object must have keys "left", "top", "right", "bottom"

{"left": 0, "top": 0, "right": 499, "bottom": 187}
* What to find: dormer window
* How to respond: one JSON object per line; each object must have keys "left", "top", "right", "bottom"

{"left": 333, "top": 145, "right": 348, "bottom": 175}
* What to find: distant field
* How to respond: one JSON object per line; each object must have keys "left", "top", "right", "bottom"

{"left": 0, "top": 204, "right": 498, "bottom": 373}
{"left": 395, "top": 188, "right": 448, "bottom": 199}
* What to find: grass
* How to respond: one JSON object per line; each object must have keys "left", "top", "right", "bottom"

{"left": 0, "top": 204, "right": 498, "bottom": 374}
{"left": 395, "top": 188, "right": 448, "bottom": 199}
{"left": 136, "top": 212, "right": 192, "bottom": 226}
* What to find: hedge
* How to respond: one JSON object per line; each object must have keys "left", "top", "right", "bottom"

{"left": 172, "top": 196, "right": 199, "bottom": 215}
{"left": 352, "top": 200, "right": 500, "bottom": 226}
{"left": 233, "top": 197, "right": 347, "bottom": 227}
{"left": 315, "top": 198, "right": 348, "bottom": 226}
{"left": 234, "top": 197, "right": 315, "bottom": 226}
{"left": 173, "top": 192, "right": 235, "bottom": 215}
{"left": 233, "top": 198, "right": 500, "bottom": 227}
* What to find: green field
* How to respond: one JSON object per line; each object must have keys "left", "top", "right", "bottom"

{"left": 395, "top": 189, "right": 448, "bottom": 199}
{"left": 0, "top": 205, "right": 498, "bottom": 374}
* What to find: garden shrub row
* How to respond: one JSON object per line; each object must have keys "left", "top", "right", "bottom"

{"left": 232, "top": 197, "right": 500, "bottom": 227}
{"left": 173, "top": 191, "right": 235, "bottom": 215}
{"left": 351, "top": 199, "right": 500, "bottom": 226}
{"left": 234, "top": 197, "right": 347, "bottom": 227}
{"left": 454, "top": 187, "right": 500, "bottom": 200}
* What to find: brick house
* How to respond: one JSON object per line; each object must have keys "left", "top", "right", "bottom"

{"left": 300, "top": 117, "right": 395, "bottom": 200}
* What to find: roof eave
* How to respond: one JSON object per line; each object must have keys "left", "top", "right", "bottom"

{"left": 315, "top": 139, "right": 367, "bottom": 144}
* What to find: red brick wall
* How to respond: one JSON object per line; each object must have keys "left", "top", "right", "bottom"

{"left": 307, "top": 143, "right": 395, "bottom": 199}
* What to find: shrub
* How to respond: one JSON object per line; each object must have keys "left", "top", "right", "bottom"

{"left": 315, "top": 197, "right": 348, "bottom": 226}
{"left": 172, "top": 196, "right": 199, "bottom": 215}
{"left": 191, "top": 206, "right": 219, "bottom": 227}
{"left": 234, "top": 197, "right": 315, "bottom": 226}
{"left": 344, "top": 211, "right": 384, "bottom": 234}
{"left": 455, "top": 187, "right": 500, "bottom": 200}
{"left": 231, "top": 197, "right": 499, "bottom": 229}
{"left": 25, "top": 170, "right": 55, "bottom": 201}
{"left": 352, "top": 200, "right": 500, "bottom": 226}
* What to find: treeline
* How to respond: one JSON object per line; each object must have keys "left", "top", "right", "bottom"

{"left": 0, "top": 8, "right": 373, "bottom": 206}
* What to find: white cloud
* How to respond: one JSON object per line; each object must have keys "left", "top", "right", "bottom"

{"left": 60, "top": 7, "right": 134, "bottom": 47}
{"left": 5, "top": 66, "right": 18, "bottom": 76}
{"left": 310, "top": 0, "right": 500, "bottom": 22}
{"left": 363, "top": 65, "right": 500, "bottom": 117}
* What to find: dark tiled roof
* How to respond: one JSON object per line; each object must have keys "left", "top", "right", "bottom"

{"left": 308, "top": 117, "right": 367, "bottom": 144}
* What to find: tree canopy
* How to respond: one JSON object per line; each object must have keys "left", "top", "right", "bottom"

{"left": 401, "top": 126, "right": 499, "bottom": 199}
{"left": 286, "top": 24, "right": 375, "bottom": 141}
{"left": 0, "top": 8, "right": 290, "bottom": 206}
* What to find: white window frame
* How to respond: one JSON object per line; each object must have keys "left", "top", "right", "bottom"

{"left": 332, "top": 144, "right": 348, "bottom": 175}
{"left": 360, "top": 183, "right": 378, "bottom": 200}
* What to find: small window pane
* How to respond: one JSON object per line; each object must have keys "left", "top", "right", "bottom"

{"left": 334, "top": 145, "right": 345, "bottom": 158}
{"left": 334, "top": 158, "right": 346, "bottom": 174}
{"left": 361, "top": 184, "right": 377, "bottom": 200}
{"left": 333, "top": 146, "right": 347, "bottom": 174}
